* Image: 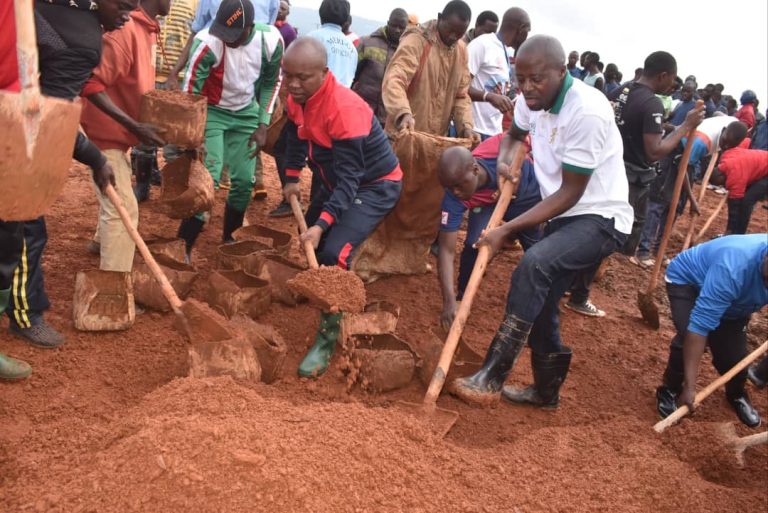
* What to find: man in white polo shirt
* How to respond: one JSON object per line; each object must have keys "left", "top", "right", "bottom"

{"left": 467, "top": 7, "right": 530, "bottom": 139}
{"left": 450, "top": 34, "right": 633, "bottom": 408}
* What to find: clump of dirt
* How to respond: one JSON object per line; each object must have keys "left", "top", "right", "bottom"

{"left": 287, "top": 266, "right": 366, "bottom": 313}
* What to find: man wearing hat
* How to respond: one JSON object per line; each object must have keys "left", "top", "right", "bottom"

{"left": 177, "top": 0, "right": 284, "bottom": 260}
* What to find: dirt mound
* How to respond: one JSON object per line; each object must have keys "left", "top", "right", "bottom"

{"left": 287, "top": 266, "right": 366, "bottom": 313}
{"left": 6, "top": 377, "right": 763, "bottom": 513}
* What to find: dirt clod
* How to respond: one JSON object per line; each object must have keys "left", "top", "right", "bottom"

{"left": 287, "top": 266, "right": 366, "bottom": 313}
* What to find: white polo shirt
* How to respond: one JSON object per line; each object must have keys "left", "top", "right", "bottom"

{"left": 513, "top": 73, "right": 634, "bottom": 234}
{"left": 468, "top": 33, "right": 511, "bottom": 137}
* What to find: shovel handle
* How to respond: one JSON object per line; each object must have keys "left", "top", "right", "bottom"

{"left": 289, "top": 195, "right": 319, "bottom": 270}
{"left": 654, "top": 341, "right": 768, "bottom": 433}
{"left": 104, "top": 185, "right": 184, "bottom": 311}
{"left": 14, "top": 0, "right": 40, "bottom": 98}
{"left": 646, "top": 102, "right": 703, "bottom": 294}
{"left": 682, "top": 147, "right": 720, "bottom": 251}
{"left": 423, "top": 143, "right": 526, "bottom": 406}
{"left": 694, "top": 192, "right": 728, "bottom": 243}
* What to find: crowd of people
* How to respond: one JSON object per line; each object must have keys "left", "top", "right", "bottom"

{"left": 0, "top": 0, "right": 766, "bottom": 430}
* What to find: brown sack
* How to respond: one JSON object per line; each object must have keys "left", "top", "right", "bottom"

{"left": 138, "top": 90, "right": 207, "bottom": 148}
{"left": 351, "top": 131, "right": 472, "bottom": 281}
{"left": 233, "top": 224, "right": 293, "bottom": 257}
{"left": 207, "top": 270, "right": 271, "bottom": 319}
{"left": 160, "top": 154, "right": 215, "bottom": 219}
{"left": 132, "top": 254, "right": 198, "bottom": 312}
{"left": 73, "top": 270, "right": 135, "bottom": 331}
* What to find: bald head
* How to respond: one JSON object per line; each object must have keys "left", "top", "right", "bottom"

{"left": 517, "top": 35, "right": 565, "bottom": 70}
{"left": 284, "top": 36, "right": 328, "bottom": 69}
{"left": 501, "top": 7, "right": 529, "bottom": 27}
{"left": 438, "top": 146, "right": 482, "bottom": 200}
{"left": 498, "top": 7, "right": 530, "bottom": 50}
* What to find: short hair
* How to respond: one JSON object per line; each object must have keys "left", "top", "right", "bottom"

{"left": 319, "top": 0, "right": 350, "bottom": 26}
{"left": 642, "top": 51, "right": 677, "bottom": 77}
{"left": 389, "top": 8, "right": 408, "bottom": 21}
{"left": 725, "top": 121, "right": 748, "bottom": 145}
{"left": 715, "top": 83, "right": 724, "bottom": 92}
{"left": 442, "top": 0, "right": 472, "bottom": 22}
{"left": 590, "top": 52, "right": 600, "bottom": 62}
{"left": 475, "top": 10, "right": 498, "bottom": 26}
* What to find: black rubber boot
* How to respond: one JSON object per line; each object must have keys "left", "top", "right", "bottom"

{"left": 747, "top": 357, "right": 768, "bottom": 389}
{"left": 450, "top": 315, "right": 531, "bottom": 407}
{"left": 726, "top": 378, "right": 762, "bottom": 428}
{"left": 655, "top": 347, "right": 685, "bottom": 419}
{"left": 177, "top": 217, "right": 206, "bottom": 262}
{"left": 502, "top": 347, "right": 572, "bottom": 409}
{"left": 222, "top": 204, "right": 246, "bottom": 243}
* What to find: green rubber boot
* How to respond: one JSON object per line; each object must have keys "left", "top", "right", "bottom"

{"left": 0, "top": 353, "right": 32, "bottom": 380}
{"left": 298, "top": 312, "right": 343, "bottom": 378}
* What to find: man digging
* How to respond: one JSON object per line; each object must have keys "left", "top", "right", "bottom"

{"left": 281, "top": 37, "right": 403, "bottom": 378}
{"left": 450, "top": 35, "right": 633, "bottom": 408}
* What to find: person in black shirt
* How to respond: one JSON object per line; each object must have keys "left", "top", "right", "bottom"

{"left": 608, "top": 51, "right": 704, "bottom": 257}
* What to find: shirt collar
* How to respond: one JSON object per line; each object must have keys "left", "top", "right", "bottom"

{"left": 321, "top": 23, "right": 343, "bottom": 32}
{"left": 549, "top": 72, "right": 574, "bottom": 114}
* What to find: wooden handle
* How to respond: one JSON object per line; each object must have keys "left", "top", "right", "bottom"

{"left": 694, "top": 192, "right": 728, "bottom": 243}
{"left": 646, "top": 104, "right": 703, "bottom": 293}
{"left": 654, "top": 341, "right": 768, "bottom": 433}
{"left": 423, "top": 144, "right": 527, "bottom": 405}
{"left": 289, "top": 195, "right": 319, "bottom": 269}
{"left": 105, "top": 185, "right": 183, "bottom": 311}
{"left": 682, "top": 148, "right": 720, "bottom": 251}
{"left": 14, "top": 0, "right": 40, "bottom": 96}
{"left": 730, "top": 431, "right": 768, "bottom": 451}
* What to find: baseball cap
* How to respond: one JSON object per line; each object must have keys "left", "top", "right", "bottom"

{"left": 210, "top": 0, "right": 255, "bottom": 44}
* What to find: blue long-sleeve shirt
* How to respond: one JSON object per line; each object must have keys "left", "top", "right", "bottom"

{"left": 191, "top": 0, "right": 278, "bottom": 33}
{"left": 307, "top": 24, "right": 358, "bottom": 87}
{"left": 666, "top": 234, "right": 768, "bottom": 336}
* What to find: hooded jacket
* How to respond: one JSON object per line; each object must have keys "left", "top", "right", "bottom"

{"left": 352, "top": 26, "right": 398, "bottom": 125}
{"left": 381, "top": 19, "right": 473, "bottom": 136}
{"left": 80, "top": 8, "right": 160, "bottom": 151}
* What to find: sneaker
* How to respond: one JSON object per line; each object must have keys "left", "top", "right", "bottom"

{"left": 564, "top": 300, "right": 606, "bottom": 318}
{"left": 714, "top": 186, "right": 727, "bottom": 195}
{"left": 9, "top": 320, "right": 65, "bottom": 349}
{"left": 252, "top": 186, "right": 268, "bottom": 201}
{"left": 706, "top": 184, "right": 717, "bottom": 191}
{"left": 629, "top": 256, "right": 653, "bottom": 269}
{"left": 268, "top": 201, "right": 293, "bottom": 218}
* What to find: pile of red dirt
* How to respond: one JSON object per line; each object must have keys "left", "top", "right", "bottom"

{"left": 0, "top": 159, "right": 765, "bottom": 513}
{"left": 6, "top": 376, "right": 763, "bottom": 513}
{"left": 288, "top": 266, "right": 366, "bottom": 313}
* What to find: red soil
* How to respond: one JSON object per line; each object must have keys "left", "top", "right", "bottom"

{"left": 0, "top": 157, "right": 765, "bottom": 512}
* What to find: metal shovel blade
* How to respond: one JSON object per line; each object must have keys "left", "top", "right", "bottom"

{"left": 396, "top": 400, "right": 460, "bottom": 438}
{"left": 637, "top": 290, "right": 660, "bottom": 329}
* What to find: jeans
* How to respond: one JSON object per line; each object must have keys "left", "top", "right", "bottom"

{"left": 504, "top": 215, "right": 627, "bottom": 353}
{"left": 726, "top": 177, "right": 768, "bottom": 234}
{"left": 664, "top": 282, "right": 749, "bottom": 397}
{"left": 622, "top": 179, "right": 651, "bottom": 255}
{"left": 636, "top": 200, "right": 665, "bottom": 259}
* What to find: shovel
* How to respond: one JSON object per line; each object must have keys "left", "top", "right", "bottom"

{"left": 653, "top": 340, "right": 768, "bottom": 433}
{"left": 693, "top": 192, "right": 728, "bottom": 244}
{"left": 681, "top": 147, "right": 719, "bottom": 251}
{"left": 104, "top": 185, "right": 262, "bottom": 381}
{"left": 718, "top": 424, "right": 768, "bottom": 467}
{"left": 397, "top": 143, "right": 527, "bottom": 437}
{"left": 0, "top": 0, "right": 83, "bottom": 221}
{"left": 638, "top": 102, "right": 703, "bottom": 329}
{"left": 287, "top": 195, "right": 366, "bottom": 313}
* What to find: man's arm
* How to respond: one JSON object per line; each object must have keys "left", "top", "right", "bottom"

{"left": 183, "top": 37, "right": 216, "bottom": 94}
{"left": 281, "top": 119, "right": 309, "bottom": 200}
{"left": 678, "top": 331, "right": 708, "bottom": 410}
{"left": 381, "top": 34, "right": 422, "bottom": 130}
{"left": 86, "top": 92, "right": 165, "bottom": 146}
{"left": 250, "top": 35, "right": 284, "bottom": 154}
{"left": 165, "top": 34, "right": 196, "bottom": 90}
{"left": 451, "top": 52, "right": 476, "bottom": 139}
{"left": 643, "top": 102, "right": 705, "bottom": 162}
{"left": 437, "top": 230, "right": 459, "bottom": 329}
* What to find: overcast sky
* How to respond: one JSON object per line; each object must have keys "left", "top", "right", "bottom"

{"left": 291, "top": 0, "right": 768, "bottom": 106}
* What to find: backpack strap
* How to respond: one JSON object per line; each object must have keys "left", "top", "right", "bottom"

{"left": 407, "top": 40, "right": 433, "bottom": 95}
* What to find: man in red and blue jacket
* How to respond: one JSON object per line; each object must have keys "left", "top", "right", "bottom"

{"left": 281, "top": 37, "right": 402, "bottom": 378}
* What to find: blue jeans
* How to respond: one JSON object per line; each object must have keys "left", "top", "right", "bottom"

{"left": 504, "top": 215, "right": 627, "bottom": 353}
{"left": 636, "top": 200, "right": 665, "bottom": 259}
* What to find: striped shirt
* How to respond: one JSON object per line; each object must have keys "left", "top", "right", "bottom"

{"left": 183, "top": 24, "right": 283, "bottom": 124}
{"left": 156, "top": 0, "right": 199, "bottom": 82}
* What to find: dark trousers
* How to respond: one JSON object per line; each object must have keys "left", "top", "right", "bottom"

{"left": 664, "top": 282, "right": 749, "bottom": 397}
{"left": 623, "top": 180, "right": 650, "bottom": 255}
{"left": 305, "top": 179, "right": 402, "bottom": 269}
{"left": 0, "top": 218, "right": 50, "bottom": 327}
{"left": 726, "top": 177, "right": 768, "bottom": 234}
{"left": 503, "top": 215, "right": 626, "bottom": 353}
{"left": 457, "top": 165, "right": 542, "bottom": 299}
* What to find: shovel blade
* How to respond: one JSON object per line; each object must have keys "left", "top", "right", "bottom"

{"left": 637, "top": 291, "right": 660, "bottom": 329}
{"left": 0, "top": 91, "right": 81, "bottom": 220}
{"left": 396, "top": 400, "right": 460, "bottom": 438}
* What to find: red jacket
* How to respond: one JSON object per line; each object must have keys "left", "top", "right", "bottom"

{"left": 0, "top": 0, "right": 20, "bottom": 92}
{"left": 735, "top": 103, "right": 756, "bottom": 130}
{"left": 718, "top": 139, "right": 768, "bottom": 199}
{"left": 80, "top": 8, "right": 159, "bottom": 151}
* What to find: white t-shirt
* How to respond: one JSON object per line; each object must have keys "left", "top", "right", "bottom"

{"left": 467, "top": 33, "right": 511, "bottom": 136}
{"left": 513, "top": 74, "right": 634, "bottom": 234}
{"left": 696, "top": 115, "right": 738, "bottom": 153}
{"left": 583, "top": 71, "right": 604, "bottom": 88}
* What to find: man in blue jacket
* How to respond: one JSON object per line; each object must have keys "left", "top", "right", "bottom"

{"left": 656, "top": 234, "right": 768, "bottom": 428}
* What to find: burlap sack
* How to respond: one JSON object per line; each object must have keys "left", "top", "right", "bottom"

{"left": 160, "top": 154, "right": 215, "bottom": 219}
{"left": 351, "top": 131, "right": 472, "bottom": 281}
{"left": 139, "top": 90, "right": 207, "bottom": 148}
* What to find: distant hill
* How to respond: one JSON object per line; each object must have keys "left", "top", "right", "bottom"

{"left": 288, "top": 6, "right": 383, "bottom": 38}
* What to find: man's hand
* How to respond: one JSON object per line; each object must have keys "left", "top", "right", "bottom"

{"left": 282, "top": 182, "right": 301, "bottom": 203}
{"left": 165, "top": 75, "right": 181, "bottom": 91}
{"left": 678, "top": 383, "right": 696, "bottom": 412}
{"left": 683, "top": 103, "right": 705, "bottom": 131}
{"left": 440, "top": 300, "right": 458, "bottom": 330}
{"left": 487, "top": 92, "right": 514, "bottom": 113}
{"left": 92, "top": 161, "right": 116, "bottom": 194}
{"left": 249, "top": 124, "right": 268, "bottom": 158}
{"left": 397, "top": 113, "right": 415, "bottom": 131}
{"left": 496, "top": 161, "right": 521, "bottom": 187}
{"left": 130, "top": 122, "right": 166, "bottom": 146}
{"left": 461, "top": 127, "right": 481, "bottom": 146}
{"left": 299, "top": 225, "right": 323, "bottom": 249}
{"left": 473, "top": 225, "right": 508, "bottom": 255}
